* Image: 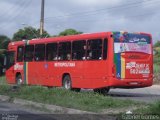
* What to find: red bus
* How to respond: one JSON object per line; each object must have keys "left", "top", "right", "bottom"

{"left": 5, "top": 31, "right": 153, "bottom": 94}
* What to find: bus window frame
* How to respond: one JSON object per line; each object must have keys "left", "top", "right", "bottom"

{"left": 24, "top": 45, "right": 34, "bottom": 62}
{"left": 5, "top": 51, "right": 15, "bottom": 70}
{"left": 46, "top": 42, "right": 58, "bottom": 61}
{"left": 58, "top": 41, "right": 71, "bottom": 61}
{"left": 72, "top": 40, "right": 87, "bottom": 61}
{"left": 86, "top": 38, "right": 104, "bottom": 61}
{"left": 34, "top": 44, "right": 45, "bottom": 61}
{"left": 17, "top": 46, "right": 24, "bottom": 62}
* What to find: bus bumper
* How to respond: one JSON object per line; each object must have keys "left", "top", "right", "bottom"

{"left": 109, "top": 77, "right": 153, "bottom": 88}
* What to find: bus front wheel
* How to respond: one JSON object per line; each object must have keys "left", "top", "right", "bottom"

{"left": 62, "top": 75, "right": 81, "bottom": 92}
{"left": 94, "top": 87, "right": 110, "bottom": 95}
{"left": 16, "top": 74, "right": 22, "bottom": 85}
{"left": 63, "top": 75, "right": 72, "bottom": 90}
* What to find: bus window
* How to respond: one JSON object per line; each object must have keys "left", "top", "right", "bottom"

{"left": 87, "top": 39, "right": 102, "bottom": 60}
{"left": 35, "top": 44, "right": 45, "bottom": 61}
{"left": 46, "top": 43, "right": 58, "bottom": 61}
{"left": 24, "top": 45, "right": 34, "bottom": 62}
{"left": 17, "top": 46, "right": 24, "bottom": 62}
{"left": 103, "top": 39, "right": 108, "bottom": 60}
{"left": 72, "top": 40, "right": 86, "bottom": 60}
{"left": 58, "top": 42, "right": 71, "bottom": 61}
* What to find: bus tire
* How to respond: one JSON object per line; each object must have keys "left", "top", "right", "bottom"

{"left": 63, "top": 75, "right": 72, "bottom": 90}
{"left": 16, "top": 74, "right": 22, "bottom": 86}
{"left": 94, "top": 87, "right": 110, "bottom": 95}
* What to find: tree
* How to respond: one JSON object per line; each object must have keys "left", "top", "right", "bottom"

{"left": 59, "top": 29, "right": 82, "bottom": 36}
{"left": 154, "top": 41, "right": 160, "bottom": 47}
{"left": 13, "top": 27, "right": 50, "bottom": 41}
{"left": 0, "top": 35, "right": 10, "bottom": 49}
{"left": 37, "top": 29, "right": 51, "bottom": 38}
{"left": 0, "top": 35, "right": 9, "bottom": 75}
{"left": 154, "top": 41, "right": 160, "bottom": 55}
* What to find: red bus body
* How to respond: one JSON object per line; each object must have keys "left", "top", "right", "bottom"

{"left": 5, "top": 32, "right": 153, "bottom": 89}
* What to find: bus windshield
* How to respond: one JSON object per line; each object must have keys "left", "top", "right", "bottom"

{"left": 5, "top": 51, "right": 15, "bottom": 70}
{"left": 113, "top": 32, "right": 151, "bottom": 54}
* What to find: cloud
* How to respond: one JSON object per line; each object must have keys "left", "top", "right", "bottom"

{"left": 0, "top": 0, "right": 159, "bottom": 43}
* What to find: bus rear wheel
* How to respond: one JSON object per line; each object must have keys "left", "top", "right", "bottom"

{"left": 94, "top": 87, "right": 110, "bottom": 95}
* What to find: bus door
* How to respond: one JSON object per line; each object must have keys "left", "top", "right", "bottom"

{"left": 33, "top": 44, "right": 46, "bottom": 85}
{"left": 113, "top": 32, "right": 152, "bottom": 81}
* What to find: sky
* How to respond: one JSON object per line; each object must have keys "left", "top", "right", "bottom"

{"left": 0, "top": 0, "right": 160, "bottom": 43}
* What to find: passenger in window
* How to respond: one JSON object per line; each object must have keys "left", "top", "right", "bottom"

{"left": 58, "top": 55, "right": 63, "bottom": 60}
{"left": 99, "top": 53, "right": 102, "bottom": 60}
{"left": 83, "top": 45, "right": 87, "bottom": 50}
{"left": 35, "top": 56, "right": 39, "bottom": 61}
{"left": 48, "top": 53, "right": 53, "bottom": 61}
{"left": 99, "top": 51, "right": 102, "bottom": 60}
{"left": 73, "top": 53, "right": 77, "bottom": 60}
{"left": 67, "top": 53, "right": 71, "bottom": 60}
{"left": 53, "top": 53, "right": 58, "bottom": 60}
{"left": 26, "top": 52, "right": 33, "bottom": 61}
{"left": 87, "top": 51, "right": 92, "bottom": 60}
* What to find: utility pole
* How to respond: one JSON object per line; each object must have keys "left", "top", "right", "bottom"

{"left": 40, "top": 0, "right": 45, "bottom": 36}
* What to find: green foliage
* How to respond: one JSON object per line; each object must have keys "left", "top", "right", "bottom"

{"left": 154, "top": 64, "right": 160, "bottom": 74}
{"left": 0, "top": 35, "right": 9, "bottom": 72}
{"left": 154, "top": 41, "right": 160, "bottom": 65}
{"left": 59, "top": 28, "right": 82, "bottom": 36}
{"left": 37, "top": 29, "right": 50, "bottom": 38}
{"left": 154, "top": 41, "right": 160, "bottom": 47}
{"left": 12, "top": 27, "right": 50, "bottom": 41}
{"left": 0, "top": 76, "right": 6, "bottom": 85}
{"left": 0, "top": 35, "right": 10, "bottom": 49}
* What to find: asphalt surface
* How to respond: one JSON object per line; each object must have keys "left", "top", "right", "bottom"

{"left": 109, "top": 85, "right": 160, "bottom": 103}
{"left": 0, "top": 101, "right": 56, "bottom": 120}
{"left": 0, "top": 101, "right": 116, "bottom": 120}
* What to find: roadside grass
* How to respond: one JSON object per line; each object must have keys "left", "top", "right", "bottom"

{"left": 0, "top": 84, "right": 141, "bottom": 112}
{"left": 134, "top": 101, "right": 160, "bottom": 115}
{"left": 0, "top": 76, "right": 6, "bottom": 85}
{"left": 154, "top": 64, "right": 160, "bottom": 74}
{"left": 153, "top": 64, "right": 160, "bottom": 84}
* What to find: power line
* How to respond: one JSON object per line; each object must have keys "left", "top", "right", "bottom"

{"left": 0, "top": 0, "right": 26, "bottom": 18}
{"left": 44, "top": 10, "right": 158, "bottom": 33}
{"left": 43, "top": 0, "right": 160, "bottom": 25}
{"left": 44, "top": 0, "right": 155, "bottom": 21}
{"left": 0, "top": 0, "right": 33, "bottom": 29}
{"left": 31, "top": 0, "right": 159, "bottom": 27}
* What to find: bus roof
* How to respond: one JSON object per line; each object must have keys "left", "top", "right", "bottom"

{"left": 8, "top": 31, "right": 152, "bottom": 49}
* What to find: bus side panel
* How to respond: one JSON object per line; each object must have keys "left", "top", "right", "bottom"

{"left": 46, "top": 61, "right": 84, "bottom": 88}
{"left": 83, "top": 61, "right": 108, "bottom": 89}
{"left": 70, "top": 61, "right": 84, "bottom": 88}
{"left": 47, "top": 61, "right": 61, "bottom": 87}
{"left": 26, "top": 62, "right": 38, "bottom": 85}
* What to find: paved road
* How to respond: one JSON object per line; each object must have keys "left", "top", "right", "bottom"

{"left": 0, "top": 101, "right": 116, "bottom": 120}
{"left": 109, "top": 85, "right": 160, "bottom": 103}
{"left": 0, "top": 101, "right": 56, "bottom": 120}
